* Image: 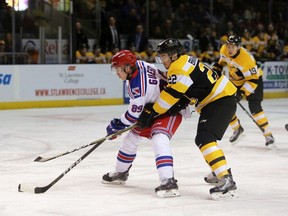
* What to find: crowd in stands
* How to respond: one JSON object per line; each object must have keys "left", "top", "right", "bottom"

{"left": 75, "top": 0, "right": 288, "bottom": 64}
{"left": 0, "top": 0, "right": 288, "bottom": 64}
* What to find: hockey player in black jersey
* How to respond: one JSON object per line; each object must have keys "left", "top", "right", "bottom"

{"left": 137, "top": 38, "right": 238, "bottom": 200}
{"left": 214, "top": 35, "right": 275, "bottom": 149}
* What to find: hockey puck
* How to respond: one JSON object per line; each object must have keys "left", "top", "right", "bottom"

{"left": 285, "top": 124, "right": 288, "bottom": 131}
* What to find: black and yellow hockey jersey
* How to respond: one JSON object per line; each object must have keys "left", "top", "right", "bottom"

{"left": 219, "top": 45, "right": 263, "bottom": 96}
{"left": 153, "top": 55, "right": 237, "bottom": 114}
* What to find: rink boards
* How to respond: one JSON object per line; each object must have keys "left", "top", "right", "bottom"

{"left": 0, "top": 62, "right": 287, "bottom": 110}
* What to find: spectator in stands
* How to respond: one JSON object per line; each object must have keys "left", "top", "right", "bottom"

{"left": 199, "top": 43, "right": 220, "bottom": 64}
{"left": 105, "top": 45, "right": 119, "bottom": 63}
{"left": 242, "top": 29, "right": 254, "bottom": 51}
{"left": 128, "top": 44, "right": 142, "bottom": 60}
{"left": 76, "top": 44, "right": 94, "bottom": 64}
{"left": 150, "top": 25, "right": 164, "bottom": 39}
{"left": 26, "top": 47, "right": 39, "bottom": 64}
{"left": 148, "top": 0, "right": 162, "bottom": 35}
{"left": 121, "top": 7, "right": 141, "bottom": 35}
{"left": 267, "top": 23, "right": 278, "bottom": 40}
{"left": 140, "top": 45, "right": 156, "bottom": 63}
{"left": 75, "top": 21, "right": 89, "bottom": 51}
{"left": 2, "top": 6, "right": 12, "bottom": 33}
{"left": 127, "top": 24, "right": 149, "bottom": 53}
{"left": 3, "top": 32, "right": 12, "bottom": 52}
{"left": 0, "top": 40, "right": 8, "bottom": 64}
{"left": 92, "top": 44, "right": 106, "bottom": 64}
{"left": 159, "top": 0, "right": 173, "bottom": 21}
{"left": 100, "top": 16, "right": 121, "bottom": 53}
{"left": 252, "top": 31, "right": 268, "bottom": 61}
{"left": 182, "top": 46, "right": 198, "bottom": 58}
{"left": 199, "top": 26, "right": 218, "bottom": 52}
{"left": 90, "top": 0, "right": 108, "bottom": 29}
{"left": 280, "top": 43, "right": 288, "bottom": 61}
{"left": 174, "top": 3, "right": 189, "bottom": 35}
{"left": 3, "top": 32, "right": 20, "bottom": 52}
{"left": 22, "top": 40, "right": 39, "bottom": 64}
{"left": 265, "top": 34, "right": 282, "bottom": 61}
{"left": 21, "top": 8, "right": 38, "bottom": 37}
{"left": 161, "top": 18, "right": 179, "bottom": 38}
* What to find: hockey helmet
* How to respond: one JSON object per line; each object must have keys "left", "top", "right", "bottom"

{"left": 156, "top": 38, "right": 183, "bottom": 56}
{"left": 111, "top": 50, "right": 137, "bottom": 68}
{"left": 226, "top": 35, "right": 242, "bottom": 46}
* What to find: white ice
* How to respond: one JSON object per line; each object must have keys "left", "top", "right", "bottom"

{"left": 1, "top": 98, "right": 288, "bottom": 216}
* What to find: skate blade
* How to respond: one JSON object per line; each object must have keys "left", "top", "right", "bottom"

{"left": 156, "top": 189, "right": 180, "bottom": 198}
{"left": 101, "top": 180, "right": 126, "bottom": 185}
{"left": 210, "top": 190, "right": 238, "bottom": 200}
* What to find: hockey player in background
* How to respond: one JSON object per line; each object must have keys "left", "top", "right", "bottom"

{"left": 102, "top": 50, "right": 188, "bottom": 198}
{"left": 212, "top": 35, "right": 275, "bottom": 149}
{"left": 137, "top": 38, "right": 238, "bottom": 200}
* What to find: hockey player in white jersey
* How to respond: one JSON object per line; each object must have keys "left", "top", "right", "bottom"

{"left": 102, "top": 50, "right": 187, "bottom": 198}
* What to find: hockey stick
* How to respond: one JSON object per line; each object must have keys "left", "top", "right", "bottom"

{"left": 18, "top": 124, "right": 136, "bottom": 194}
{"left": 237, "top": 101, "right": 265, "bottom": 133}
{"left": 34, "top": 124, "right": 136, "bottom": 162}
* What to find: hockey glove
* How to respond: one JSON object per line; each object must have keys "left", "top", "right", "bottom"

{"left": 106, "top": 118, "right": 129, "bottom": 140}
{"left": 167, "top": 96, "right": 190, "bottom": 115}
{"left": 235, "top": 89, "right": 245, "bottom": 102}
{"left": 212, "top": 62, "right": 223, "bottom": 78}
{"left": 137, "top": 103, "right": 158, "bottom": 129}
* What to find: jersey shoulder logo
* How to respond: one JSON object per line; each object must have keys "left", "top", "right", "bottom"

{"left": 188, "top": 56, "right": 197, "bottom": 66}
{"left": 131, "top": 87, "right": 141, "bottom": 97}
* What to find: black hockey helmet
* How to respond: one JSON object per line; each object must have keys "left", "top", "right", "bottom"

{"left": 156, "top": 38, "right": 183, "bottom": 56}
{"left": 226, "top": 35, "right": 242, "bottom": 46}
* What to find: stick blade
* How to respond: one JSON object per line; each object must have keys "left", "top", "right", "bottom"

{"left": 18, "top": 183, "right": 36, "bottom": 193}
{"left": 34, "top": 156, "right": 52, "bottom": 162}
{"left": 34, "top": 156, "right": 43, "bottom": 162}
{"left": 18, "top": 183, "right": 49, "bottom": 194}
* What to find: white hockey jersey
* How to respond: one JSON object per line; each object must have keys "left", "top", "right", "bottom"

{"left": 120, "top": 60, "right": 167, "bottom": 125}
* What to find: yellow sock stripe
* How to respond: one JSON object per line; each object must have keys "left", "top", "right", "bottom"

{"left": 211, "top": 159, "right": 229, "bottom": 178}
{"left": 230, "top": 114, "right": 237, "bottom": 122}
{"left": 252, "top": 111, "right": 264, "bottom": 119}
{"left": 216, "top": 169, "right": 230, "bottom": 178}
{"left": 200, "top": 142, "right": 228, "bottom": 178}
{"left": 204, "top": 149, "right": 224, "bottom": 163}
{"left": 200, "top": 141, "right": 217, "bottom": 152}
{"left": 252, "top": 111, "right": 271, "bottom": 134}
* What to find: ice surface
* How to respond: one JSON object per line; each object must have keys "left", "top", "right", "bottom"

{"left": 1, "top": 98, "right": 288, "bottom": 216}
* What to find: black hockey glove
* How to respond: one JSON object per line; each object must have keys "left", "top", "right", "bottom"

{"left": 212, "top": 62, "right": 223, "bottom": 78}
{"left": 235, "top": 89, "right": 245, "bottom": 102}
{"left": 137, "top": 103, "right": 158, "bottom": 129}
{"left": 167, "top": 96, "right": 190, "bottom": 115}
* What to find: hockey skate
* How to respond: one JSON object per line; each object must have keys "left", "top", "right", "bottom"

{"left": 265, "top": 135, "right": 276, "bottom": 150}
{"left": 155, "top": 178, "right": 180, "bottom": 198}
{"left": 210, "top": 174, "right": 238, "bottom": 200}
{"left": 102, "top": 166, "right": 131, "bottom": 185}
{"left": 229, "top": 125, "right": 244, "bottom": 143}
{"left": 204, "top": 168, "right": 232, "bottom": 184}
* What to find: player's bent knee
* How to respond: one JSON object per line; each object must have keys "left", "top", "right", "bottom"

{"left": 195, "top": 131, "right": 217, "bottom": 147}
{"left": 121, "top": 132, "right": 140, "bottom": 152}
{"left": 248, "top": 100, "right": 262, "bottom": 114}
